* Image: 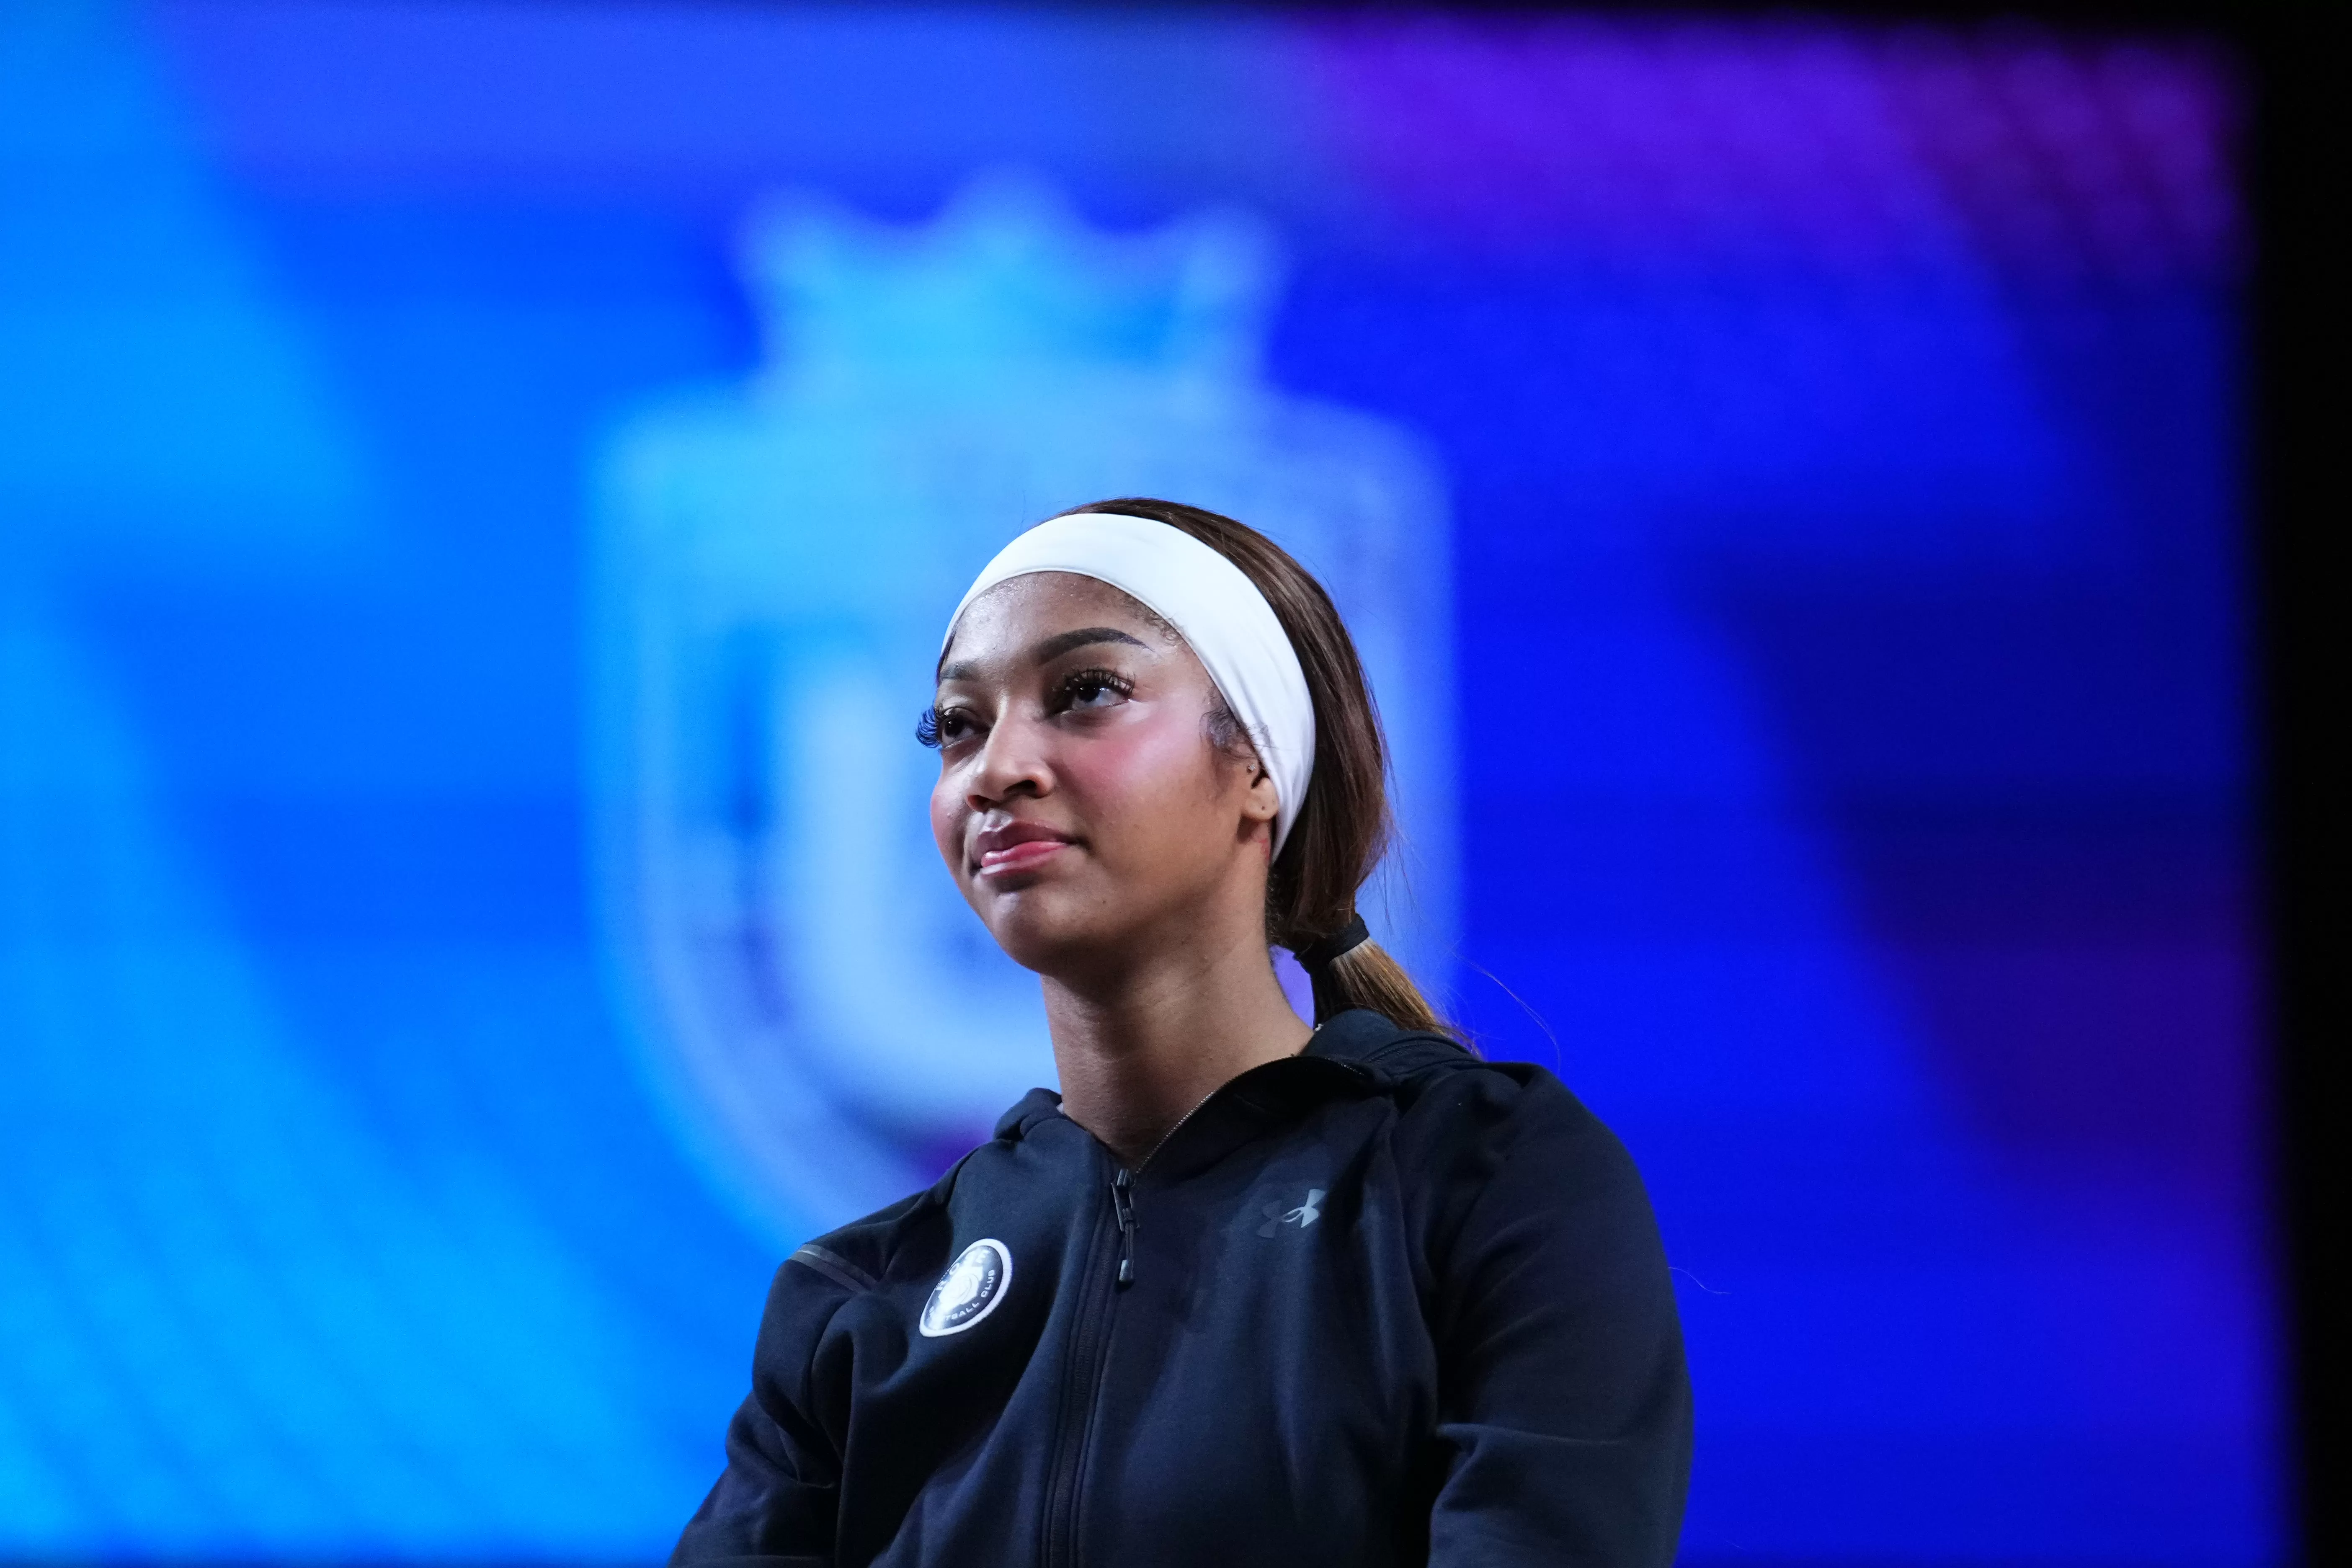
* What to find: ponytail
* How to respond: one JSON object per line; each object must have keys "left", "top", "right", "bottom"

{"left": 1315, "top": 943, "right": 1451, "bottom": 1038}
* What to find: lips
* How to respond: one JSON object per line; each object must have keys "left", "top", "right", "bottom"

{"left": 971, "top": 820, "right": 1077, "bottom": 877}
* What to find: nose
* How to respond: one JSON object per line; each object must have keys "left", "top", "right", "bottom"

{"left": 965, "top": 707, "right": 1053, "bottom": 809}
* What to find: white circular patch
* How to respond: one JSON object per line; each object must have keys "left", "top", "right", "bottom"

{"left": 919, "top": 1238, "right": 1013, "bottom": 1338}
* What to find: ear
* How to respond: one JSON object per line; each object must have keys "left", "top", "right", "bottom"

{"left": 1238, "top": 760, "right": 1280, "bottom": 838}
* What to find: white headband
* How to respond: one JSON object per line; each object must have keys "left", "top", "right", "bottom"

{"left": 943, "top": 513, "right": 1317, "bottom": 856}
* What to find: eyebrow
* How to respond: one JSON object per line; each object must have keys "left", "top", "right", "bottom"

{"left": 1032, "top": 625, "right": 1150, "bottom": 662}
{"left": 938, "top": 625, "right": 1149, "bottom": 684}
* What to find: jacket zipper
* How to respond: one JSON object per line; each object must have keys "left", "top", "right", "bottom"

{"left": 1041, "top": 1089, "right": 1222, "bottom": 1567}
{"left": 1110, "top": 1168, "right": 1137, "bottom": 1287}
{"left": 1109, "top": 1086, "right": 1211, "bottom": 1292}
{"left": 1041, "top": 1153, "right": 1122, "bottom": 1568}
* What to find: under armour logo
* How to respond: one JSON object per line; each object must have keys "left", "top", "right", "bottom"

{"left": 1258, "top": 1188, "right": 1326, "bottom": 1237}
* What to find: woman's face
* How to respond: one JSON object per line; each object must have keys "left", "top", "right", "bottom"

{"left": 929, "top": 572, "right": 1279, "bottom": 980}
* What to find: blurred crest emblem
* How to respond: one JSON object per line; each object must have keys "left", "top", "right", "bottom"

{"left": 593, "top": 172, "right": 1454, "bottom": 1242}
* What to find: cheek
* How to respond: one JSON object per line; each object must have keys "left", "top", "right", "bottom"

{"left": 1060, "top": 721, "right": 1225, "bottom": 850}
{"left": 930, "top": 770, "right": 963, "bottom": 871}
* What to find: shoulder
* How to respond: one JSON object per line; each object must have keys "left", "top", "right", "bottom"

{"left": 1311, "top": 1009, "right": 1635, "bottom": 1194}
{"left": 774, "top": 1084, "right": 1062, "bottom": 1308}
{"left": 1387, "top": 1052, "right": 1643, "bottom": 1207}
{"left": 1364, "top": 1052, "right": 1676, "bottom": 1365}
{"left": 1308, "top": 1013, "right": 1657, "bottom": 1277}
{"left": 743, "top": 1180, "right": 962, "bottom": 1426}
{"left": 780, "top": 1189, "right": 932, "bottom": 1302}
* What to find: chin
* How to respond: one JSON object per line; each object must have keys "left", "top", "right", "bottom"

{"left": 975, "top": 885, "right": 1115, "bottom": 977}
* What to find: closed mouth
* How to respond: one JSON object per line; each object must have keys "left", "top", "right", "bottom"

{"left": 977, "top": 838, "right": 1070, "bottom": 875}
{"left": 970, "top": 821, "right": 1078, "bottom": 877}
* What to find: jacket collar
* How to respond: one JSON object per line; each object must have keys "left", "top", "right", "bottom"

{"left": 994, "top": 1086, "right": 1065, "bottom": 1143}
{"left": 1302, "top": 1008, "right": 1469, "bottom": 1079}
{"left": 990, "top": 1010, "right": 1469, "bottom": 1177}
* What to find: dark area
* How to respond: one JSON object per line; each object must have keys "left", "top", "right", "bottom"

{"left": 2246, "top": 6, "right": 2344, "bottom": 1566}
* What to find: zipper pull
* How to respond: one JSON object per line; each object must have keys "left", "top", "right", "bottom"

{"left": 1111, "top": 1167, "right": 1137, "bottom": 1288}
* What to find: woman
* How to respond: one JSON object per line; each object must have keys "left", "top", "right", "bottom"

{"left": 673, "top": 500, "right": 1691, "bottom": 1567}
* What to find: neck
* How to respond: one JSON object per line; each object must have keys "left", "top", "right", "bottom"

{"left": 1044, "top": 916, "right": 1315, "bottom": 1171}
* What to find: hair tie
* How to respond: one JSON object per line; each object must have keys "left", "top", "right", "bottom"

{"left": 1292, "top": 913, "right": 1370, "bottom": 974}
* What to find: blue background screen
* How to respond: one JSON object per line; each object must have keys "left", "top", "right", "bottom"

{"left": 0, "top": 2, "right": 2267, "bottom": 1562}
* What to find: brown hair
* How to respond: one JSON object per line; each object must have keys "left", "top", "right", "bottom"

{"left": 1056, "top": 498, "right": 1453, "bottom": 1038}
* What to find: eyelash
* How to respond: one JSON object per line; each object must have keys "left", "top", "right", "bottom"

{"left": 1053, "top": 668, "right": 1133, "bottom": 710}
{"left": 916, "top": 668, "right": 1134, "bottom": 750}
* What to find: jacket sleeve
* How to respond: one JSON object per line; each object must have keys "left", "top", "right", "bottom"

{"left": 669, "top": 1254, "right": 856, "bottom": 1568}
{"left": 1418, "top": 1068, "right": 1693, "bottom": 1568}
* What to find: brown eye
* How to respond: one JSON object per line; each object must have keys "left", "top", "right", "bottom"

{"left": 917, "top": 706, "right": 979, "bottom": 749}
{"left": 1055, "top": 668, "right": 1133, "bottom": 714}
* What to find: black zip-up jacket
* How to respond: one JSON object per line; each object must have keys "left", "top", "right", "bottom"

{"left": 673, "top": 1009, "right": 1692, "bottom": 1567}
